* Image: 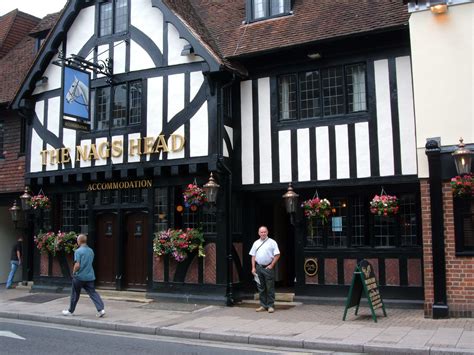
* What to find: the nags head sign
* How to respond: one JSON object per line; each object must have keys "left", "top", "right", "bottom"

{"left": 40, "top": 134, "right": 185, "bottom": 165}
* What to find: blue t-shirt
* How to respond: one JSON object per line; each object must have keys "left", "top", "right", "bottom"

{"left": 74, "top": 245, "right": 96, "bottom": 281}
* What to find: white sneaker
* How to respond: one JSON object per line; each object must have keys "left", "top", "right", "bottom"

{"left": 62, "top": 310, "right": 73, "bottom": 316}
{"left": 96, "top": 309, "right": 105, "bottom": 318}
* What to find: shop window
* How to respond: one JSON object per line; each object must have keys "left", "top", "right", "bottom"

{"left": 305, "top": 192, "right": 419, "bottom": 249}
{"left": 95, "top": 81, "right": 142, "bottom": 131}
{"left": 99, "top": 0, "right": 128, "bottom": 37}
{"left": 78, "top": 192, "right": 88, "bottom": 234}
{"left": 278, "top": 63, "right": 367, "bottom": 121}
{"left": 154, "top": 187, "right": 173, "bottom": 233}
{"left": 62, "top": 193, "right": 75, "bottom": 232}
{"left": 247, "top": 0, "right": 291, "bottom": 22}
{"left": 454, "top": 198, "right": 474, "bottom": 254}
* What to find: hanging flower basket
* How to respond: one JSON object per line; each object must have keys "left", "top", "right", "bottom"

{"left": 301, "top": 196, "right": 332, "bottom": 223}
{"left": 34, "top": 231, "right": 77, "bottom": 256}
{"left": 183, "top": 182, "right": 207, "bottom": 208}
{"left": 153, "top": 228, "right": 205, "bottom": 262}
{"left": 451, "top": 173, "right": 473, "bottom": 198}
{"left": 370, "top": 189, "right": 399, "bottom": 216}
{"left": 28, "top": 191, "right": 51, "bottom": 210}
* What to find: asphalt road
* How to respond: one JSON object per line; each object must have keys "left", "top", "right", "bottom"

{"left": 0, "top": 318, "right": 359, "bottom": 355}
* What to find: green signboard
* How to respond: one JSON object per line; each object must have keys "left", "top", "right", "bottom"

{"left": 343, "top": 259, "right": 387, "bottom": 323}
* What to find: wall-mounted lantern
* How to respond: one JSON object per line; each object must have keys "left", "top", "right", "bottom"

{"left": 430, "top": 0, "right": 448, "bottom": 14}
{"left": 9, "top": 200, "right": 21, "bottom": 228}
{"left": 452, "top": 138, "right": 472, "bottom": 175}
{"left": 282, "top": 183, "right": 299, "bottom": 214}
{"left": 203, "top": 172, "right": 220, "bottom": 204}
{"left": 19, "top": 186, "right": 32, "bottom": 211}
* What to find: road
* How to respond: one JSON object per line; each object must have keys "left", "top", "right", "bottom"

{"left": 0, "top": 318, "right": 361, "bottom": 355}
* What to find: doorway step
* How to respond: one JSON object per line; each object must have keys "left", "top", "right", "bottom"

{"left": 97, "top": 289, "right": 153, "bottom": 303}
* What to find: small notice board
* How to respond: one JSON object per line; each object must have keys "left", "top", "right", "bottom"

{"left": 342, "top": 259, "right": 387, "bottom": 323}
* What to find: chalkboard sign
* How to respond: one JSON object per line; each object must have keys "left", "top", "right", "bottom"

{"left": 342, "top": 259, "right": 387, "bottom": 323}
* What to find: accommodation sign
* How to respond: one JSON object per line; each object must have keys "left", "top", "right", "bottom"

{"left": 87, "top": 179, "right": 152, "bottom": 191}
{"left": 342, "top": 259, "right": 387, "bottom": 323}
{"left": 40, "top": 134, "right": 185, "bottom": 166}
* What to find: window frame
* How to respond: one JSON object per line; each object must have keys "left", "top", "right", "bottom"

{"left": 0, "top": 119, "right": 4, "bottom": 159}
{"left": 246, "top": 0, "right": 292, "bottom": 23}
{"left": 94, "top": 80, "right": 143, "bottom": 131}
{"left": 277, "top": 62, "right": 368, "bottom": 123}
{"left": 454, "top": 197, "right": 474, "bottom": 255}
{"left": 98, "top": 0, "right": 129, "bottom": 38}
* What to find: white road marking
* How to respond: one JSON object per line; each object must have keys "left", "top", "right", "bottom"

{"left": 0, "top": 331, "right": 25, "bottom": 340}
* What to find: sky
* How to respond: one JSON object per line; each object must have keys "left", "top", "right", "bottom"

{"left": 0, "top": 0, "right": 67, "bottom": 18}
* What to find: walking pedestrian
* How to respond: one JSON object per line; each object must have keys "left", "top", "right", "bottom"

{"left": 62, "top": 234, "right": 105, "bottom": 317}
{"left": 6, "top": 236, "right": 22, "bottom": 289}
{"left": 249, "top": 226, "right": 280, "bottom": 313}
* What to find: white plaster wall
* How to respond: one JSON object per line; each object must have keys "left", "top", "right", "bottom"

{"left": 190, "top": 71, "right": 204, "bottom": 100}
{"left": 279, "top": 130, "right": 292, "bottom": 183}
{"left": 128, "top": 133, "right": 141, "bottom": 163}
{"left": 79, "top": 139, "right": 91, "bottom": 168}
{"left": 0, "top": 208, "right": 21, "bottom": 285}
{"left": 146, "top": 76, "right": 163, "bottom": 161}
{"left": 190, "top": 102, "right": 208, "bottom": 157}
{"left": 66, "top": 7, "right": 94, "bottom": 57}
{"left": 30, "top": 129, "right": 43, "bottom": 173}
{"left": 114, "top": 40, "right": 127, "bottom": 74}
{"left": 409, "top": 3, "right": 474, "bottom": 177}
{"left": 316, "top": 127, "right": 330, "bottom": 180}
{"left": 168, "top": 73, "right": 185, "bottom": 121}
{"left": 97, "top": 45, "right": 109, "bottom": 78}
{"left": 111, "top": 135, "right": 124, "bottom": 165}
{"left": 167, "top": 126, "right": 185, "bottom": 159}
{"left": 355, "top": 122, "right": 371, "bottom": 178}
{"left": 130, "top": 40, "right": 154, "bottom": 71}
{"left": 297, "top": 128, "right": 310, "bottom": 182}
{"left": 240, "top": 80, "right": 254, "bottom": 185}
{"left": 95, "top": 137, "right": 108, "bottom": 166}
{"left": 335, "top": 124, "right": 350, "bottom": 179}
{"left": 167, "top": 23, "right": 202, "bottom": 66}
{"left": 47, "top": 97, "right": 60, "bottom": 138}
{"left": 258, "top": 77, "right": 272, "bottom": 184}
{"left": 33, "top": 51, "right": 62, "bottom": 95}
{"left": 131, "top": 0, "right": 164, "bottom": 53}
{"left": 62, "top": 128, "right": 76, "bottom": 169}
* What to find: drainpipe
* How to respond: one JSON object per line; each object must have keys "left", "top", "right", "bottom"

{"left": 425, "top": 139, "right": 449, "bottom": 318}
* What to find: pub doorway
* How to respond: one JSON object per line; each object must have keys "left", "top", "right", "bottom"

{"left": 123, "top": 211, "right": 149, "bottom": 290}
{"left": 95, "top": 212, "right": 118, "bottom": 288}
{"left": 255, "top": 198, "right": 294, "bottom": 289}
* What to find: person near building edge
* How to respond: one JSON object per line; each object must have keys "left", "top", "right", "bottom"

{"left": 6, "top": 236, "right": 22, "bottom": 289}
{"left": 250, "top": 226, "right": 281, "bottom": 313}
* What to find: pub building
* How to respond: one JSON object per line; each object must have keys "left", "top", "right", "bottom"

{"left": 12, "top": 0, "right": 422, "bottom": 305}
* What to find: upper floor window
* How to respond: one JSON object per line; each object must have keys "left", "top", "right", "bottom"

{"left": 95, "top": 81, "right": 142, "bottom": 131}
{"left": 99, "top": 0, "right": 128, "bottom": 37}
{"left": 454, "top": 198, "right": 474, "bottom": 255}
{"left": 248, "top": 0, "right": 291, "bottom": 22}
{"left": 279, "top": 63, "right": 367, "bottom": 121}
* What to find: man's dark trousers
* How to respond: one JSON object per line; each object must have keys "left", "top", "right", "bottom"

{"left": 256, "top": 264, "right": 275, "bottom": 309}
{"left": 68, "top": 277, "right": 104, "bottom": 313}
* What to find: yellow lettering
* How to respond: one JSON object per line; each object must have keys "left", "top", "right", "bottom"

{"left": 40, "top": 150, "right": 48, "bottom": 166}
{"left": 154, "top": 135, "right": 169, "bottom": 153}
{"left": 129, "top": 138, "right": 142, "bottom": 156}
{"left": 98, "top": 142, "right": 110, "bottom": 159}
{"left": 61, "top": 148, "right": 71, "bottom": 164}
{"left": 50, "top": 149, "right": 60, "bottom": 165}
{"left": 171, "top": 134, "right": 185, "bottom": 152}
{"left": 143, "top": 136, "right": 156, "bottom": 155}
{"left": 111, "top": 140, "right": 123, "bottom": 158}
{"left": 76, "top": 145, "right": 88, "bottom": 161}
{"left": 88, "top": 144, "right": 99, "bottom": 160}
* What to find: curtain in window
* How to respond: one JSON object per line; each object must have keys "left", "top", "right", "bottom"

{"left": 350, "top": 65, "right": 366, "bottom": 112}
{"left": 280, "top": 76, "right": 290, "bottom": 120}
{"left": 253, "top": 0, "right": 266, "bottom": 19}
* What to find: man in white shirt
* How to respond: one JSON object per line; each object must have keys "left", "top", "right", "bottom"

{"left": 249, "top": 226, "right": 280, "bottom": 313}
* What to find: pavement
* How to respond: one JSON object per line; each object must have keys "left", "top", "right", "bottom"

{"left": 0, "top": 286, "right": 474, "bottom": 354}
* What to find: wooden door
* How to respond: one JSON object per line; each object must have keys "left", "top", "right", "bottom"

{"left": 95, "top": 213, "right": 118, "bottom": 287}
{"left": 124, "top": 212, "right": 148, "bottom": 289}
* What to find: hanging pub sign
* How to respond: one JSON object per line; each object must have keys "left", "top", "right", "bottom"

{"left": 342, "top": 259, "right": 387, "bottom": 323}
{"left": 62, "top": 65, "right": 91, "bottom": 131}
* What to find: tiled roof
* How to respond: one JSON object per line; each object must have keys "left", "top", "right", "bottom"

{"left": 0, "top": 13, "right": 59, "bottom": 104}
{"left": 29, "top": 12, "right": 61, "bottom": 36}
{"left": 0, "top": 9, "right": 40, "bottom": 59}
{"left": 166, "top": 0, "right": 409, "bottom": 59}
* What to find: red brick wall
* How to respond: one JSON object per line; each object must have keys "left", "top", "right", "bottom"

{"left": 40, "top": 253, "right": 48, "bottom": 276}
{"left": 421, "top": 179, "right": 474, "bottom": 317}
{"left": 184, "top": 255, "right": 199, "bottom": 283}
{"left": 0, "top": 111, "right": 25, "bottom": 193}
{"left": 385, "top": 258, "right": 400, "bottom": 286}
{"left": 204, "top": 243, "right": 216, "bottom": 284}
{"left": 344, "top": 259, "right": 357, "bottom": 285}
{"left": 153, "top": 255, "right": 164, "bottom": 282}
{"left": 324, "top": 258, "right": 337, "bottom": 284}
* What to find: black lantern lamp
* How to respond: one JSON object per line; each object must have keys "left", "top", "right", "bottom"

{"left": 9, "top": 200, "right": 21, "bottom": 227}
{"left": 203, "top": 172, "right": 220, "bottom": 204}
{"left": 20, "top": 186, "right": 32, "bottom": 211}
{"left": 282, "top": 183, "right": 299, "bottom": 214}
{"left": 452, "top": 138, "right": 473, "bottom": 176}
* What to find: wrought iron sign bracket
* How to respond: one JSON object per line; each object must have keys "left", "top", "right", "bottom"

{"left": 53, "top": 51, "right": 114, "bottom": 84}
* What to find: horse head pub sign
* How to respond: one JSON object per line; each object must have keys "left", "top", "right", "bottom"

{"left": 62, "top": 65, "right": 91, "bottom": 131}
{"left": 40, "top": 134, "right": 185, "bottom": 166}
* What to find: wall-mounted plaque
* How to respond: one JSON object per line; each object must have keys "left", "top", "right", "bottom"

{"left": 304, "top": 258, "right": 318, "bottom": 277}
